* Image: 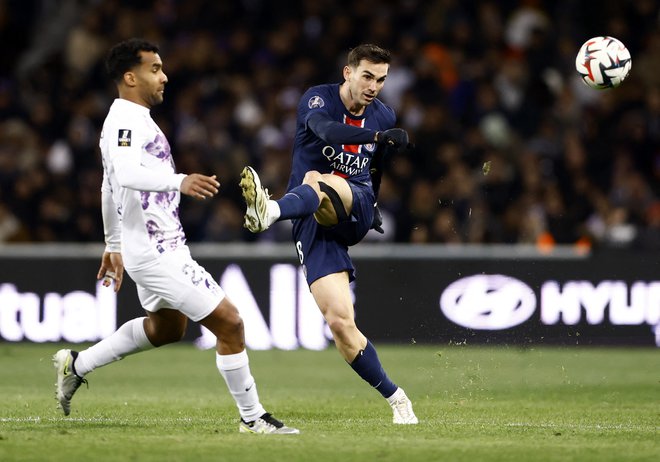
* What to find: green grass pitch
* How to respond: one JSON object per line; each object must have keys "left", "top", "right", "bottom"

{"left": 0, "top": 343, "right": 658, "bottom": 462}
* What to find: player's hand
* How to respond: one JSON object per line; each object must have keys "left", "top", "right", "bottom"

{"left": 371, "top": 204, "right": 384, "bottom": 234}
{"left": 180, "top": 174, "right": 220, "bottom": 200}
{"left": 376, "top": 128, "right": 409, "bottom": 153}
{"left": 97, "top": 251, "right": 124, "bottom": 293}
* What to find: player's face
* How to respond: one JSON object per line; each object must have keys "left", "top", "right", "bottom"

{"left": 345, "top": 59, "right": 388, "bottom": 107}
{"left": 133, "top": 51, "right": 168, "bottom": 107}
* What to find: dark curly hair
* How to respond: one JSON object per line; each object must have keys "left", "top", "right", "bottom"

{"left": 105, "top": 38, "right": 159, "bottom": 83}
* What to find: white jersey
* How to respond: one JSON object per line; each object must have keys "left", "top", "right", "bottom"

{"left": 100, "top": 98, "right": 187, "bottom": 270}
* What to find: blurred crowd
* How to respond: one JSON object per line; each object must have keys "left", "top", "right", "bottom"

{"left": 0, "top": 0, "right": 658, "bottom": 250}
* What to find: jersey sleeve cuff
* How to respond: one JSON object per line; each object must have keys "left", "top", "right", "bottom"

{"left": 104, "top": 243, "right": 121, "bottom": 253}
{"left": 174, "top": 173, "right": 187, "bottom": 191}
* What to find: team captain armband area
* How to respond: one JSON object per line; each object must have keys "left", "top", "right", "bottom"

{"left": 0, "top": 243, "right": 658, "bottom": 347}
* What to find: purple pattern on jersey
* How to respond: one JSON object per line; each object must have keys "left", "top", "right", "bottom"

{"left": 141, "top": 133, "right": 184, "bottom": 252}
{"left": 154, "top": 191, "right": 175, "bottom": 208}
{"left": 144, "top": 133, "right": 174, "bottom": 167}
{"left": 144, "top": 217, "right": 184, "bottom": 252}
{"left": 140, "top": 189, "right": 176, "bottom": 211}
{"left": 145, "top": 219, "right": 165, "bottom": 244}
{"left": 141, "top": 191, "right": 150, "bottom": 210}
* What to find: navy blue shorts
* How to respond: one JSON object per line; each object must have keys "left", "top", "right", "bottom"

{"left": 291, "top": 181, "right": 374, "bottom": 286}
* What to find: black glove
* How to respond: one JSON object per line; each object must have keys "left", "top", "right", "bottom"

{"left": 371, "top": 204, "right": 384, "bottom": 234}
{"left": 376, "top": 128, "right": 409, "bottom": 153}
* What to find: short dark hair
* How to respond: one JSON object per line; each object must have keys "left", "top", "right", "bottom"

{"left": 347, "top": 44, "right": 391, "bottom": 68}
{"left": 106, "top": 38, "right": 159, "bottom": 83}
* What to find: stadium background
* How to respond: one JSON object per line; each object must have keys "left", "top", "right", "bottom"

{"left": 0, "top": 0, "right": 658, "bottom": 346}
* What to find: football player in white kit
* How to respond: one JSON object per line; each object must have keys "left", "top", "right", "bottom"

{"left": 53, "top": 38, "right": 298, "bottom": 434}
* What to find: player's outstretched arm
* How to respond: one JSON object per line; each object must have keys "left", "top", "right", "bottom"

{"left": 306, "top": 112, "right": 411, "bottom": 154}
{"left": 307, "top": 112, "right": 377, "bottom": 145}
{"left": 180, "top": 174, "right": 220, "bottom": 200}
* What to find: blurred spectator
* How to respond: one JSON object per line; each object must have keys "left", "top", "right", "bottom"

{"left": 0, "top": 0, "right": 657, "bottom": 250}
{"left": 0, "top": 201, "right": 22, "bottom": 241}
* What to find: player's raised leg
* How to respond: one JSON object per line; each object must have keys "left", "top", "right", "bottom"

{"left": 240, "top": 166, "right": 321, "bottom": 233}
{"left": 240, "top": 166, "right": 271, "bottom": 232}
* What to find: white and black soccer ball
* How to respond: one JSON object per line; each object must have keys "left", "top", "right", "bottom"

{"left": 575, "top": 36, "right": 632, "bottom": 90}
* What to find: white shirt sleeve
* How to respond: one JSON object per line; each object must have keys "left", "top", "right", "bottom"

{"left": 112, "top": 153, "right": 187, "bottom": 191}
{"left": 107, "top": 120, "right": 186, "bottom": 192}
{"left": 111, "top": 150, "right": 187, "bottom": 191}
{"left": 101, "top": 168, "right": 121, "bottom": 253}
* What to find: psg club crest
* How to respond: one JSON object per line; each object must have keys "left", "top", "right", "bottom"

{"left": 308, "top": 96, "right": 324, "bottom": 109}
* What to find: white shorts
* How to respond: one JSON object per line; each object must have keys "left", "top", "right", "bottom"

{"left": 128, "top": 246, "right": 225, "bottom": 322}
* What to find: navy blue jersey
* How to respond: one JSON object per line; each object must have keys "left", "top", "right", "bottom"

{"left": 286, "top": 83, "right": 396, "bottom": 191}
{"left": 286, "top": 83, "right": 398, "bottom": 285}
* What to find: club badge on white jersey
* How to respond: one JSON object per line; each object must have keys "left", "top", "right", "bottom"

{"left": 118, "top": 129, "right": 132, "bottom": 147}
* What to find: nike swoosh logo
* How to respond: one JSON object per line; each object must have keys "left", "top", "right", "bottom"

{"left": 245, "top": 382, "right": 254, "bottom": 392}
{"left": 63, "top": 356, "right": 71, "bottom": 376}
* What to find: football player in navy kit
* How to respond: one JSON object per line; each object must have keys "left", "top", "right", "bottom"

{"left": 240, "top": 44, "right": 417, "bottom": 424}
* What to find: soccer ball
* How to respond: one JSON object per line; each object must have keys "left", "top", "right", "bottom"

{"left": 575, "top": 36, "right": 632, "bottom": 90}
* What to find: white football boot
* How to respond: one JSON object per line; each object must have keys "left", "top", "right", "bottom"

{"left": 53, "top": 349, "right": 87, "bottom": 416}
{"left": 239, "top": 166, "right": 271, "bottom": 233}
{"left": 239, "top": 413, "right": 300, "bottom": 434}
{"left": 388, "top": 388, "right": 418, "bottom": 424}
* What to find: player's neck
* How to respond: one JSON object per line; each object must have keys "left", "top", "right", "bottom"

{"left": 118, "top": 88, "right": 152, "bottom": 110}
{"left": 339, "top": 83, "right": 365, "bottom": 116}
{"left": 122, "top": 96, "right": 151, "bottom": 110}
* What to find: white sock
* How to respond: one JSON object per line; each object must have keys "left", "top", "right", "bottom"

{"left": 266, "top": 200, "right": 281, "bottom": 226}
{"left": 216, "top": 350, "right": 265, "bottom": 422}
{"left": 74, "top": 317, "right": 153, "bottom": 376}
{"left": 387, "top": 387, "right": 405, "bottom": 405}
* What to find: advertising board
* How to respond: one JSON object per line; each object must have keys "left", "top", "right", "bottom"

{"left": 1, "top": 244, "right": 657, "bottom": 347}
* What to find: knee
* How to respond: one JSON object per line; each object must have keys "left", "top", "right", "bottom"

{"left": 223, "top": 299, "right": 244, "bottom": 331}
{"left": 302, "top": 170, "right": 322, "bottom": 187}
{"left": 223, "top": 311, "right": 244, "bottom": 338}
{"left": 208, "top": 299, "right": 245, "bottom": 339}
{"left": 148, "top": 325, "right": 186, "bottom": 347}
{"left": 326, "top": 314, "right": 355, "bottom": 338}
